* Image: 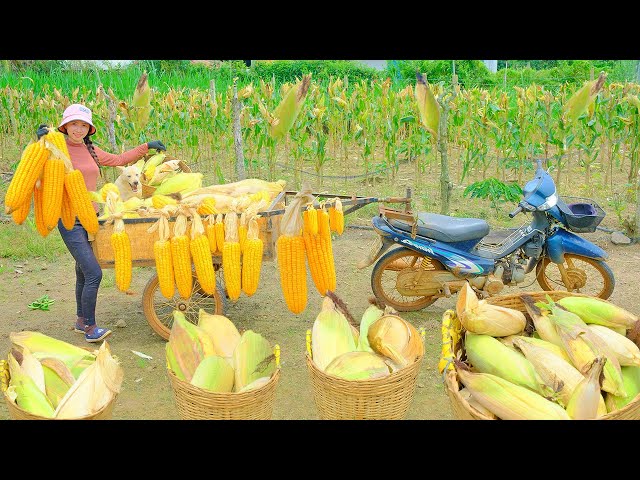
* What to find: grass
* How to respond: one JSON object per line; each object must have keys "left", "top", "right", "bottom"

{"left": 0, "top": 219, "right": 67, "bottom": 261}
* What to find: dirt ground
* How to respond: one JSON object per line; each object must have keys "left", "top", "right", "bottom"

{"left": 1, "top": 225, "right": 639, "bottom": 420}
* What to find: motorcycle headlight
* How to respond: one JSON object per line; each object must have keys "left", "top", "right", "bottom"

{"left": 537, "top": 192, "right": 558, "bottom": 211}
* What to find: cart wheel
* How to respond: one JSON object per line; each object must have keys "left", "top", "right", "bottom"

{"left": 142, "top": 270, "right": 227, "bottom": 340}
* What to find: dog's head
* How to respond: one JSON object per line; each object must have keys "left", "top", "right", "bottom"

{"left": 116, "top": 164, "right": 142, "bottom": 193}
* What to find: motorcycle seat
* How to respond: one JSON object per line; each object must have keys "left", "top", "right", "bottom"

{"left": 389, "top": 212, "right": 490, "bottom": 243}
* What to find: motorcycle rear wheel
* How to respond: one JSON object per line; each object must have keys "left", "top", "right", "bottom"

{"left": 535, "top": 254, "right": 615, "bottom": 300}
{"left": 370, "top": 247, "right": 439, "bottom": 311}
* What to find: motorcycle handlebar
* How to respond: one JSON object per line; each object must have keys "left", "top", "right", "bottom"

{"left": 509, "top": 205, "right": 523, "bottom": 218}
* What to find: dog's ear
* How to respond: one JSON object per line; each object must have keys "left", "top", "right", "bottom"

{"left": 116, "top": 165, "right": 125, "bottom": 173}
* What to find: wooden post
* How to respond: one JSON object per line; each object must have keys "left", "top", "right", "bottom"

{"left": 232, "top": 78, "right": 246, "bottom": 180}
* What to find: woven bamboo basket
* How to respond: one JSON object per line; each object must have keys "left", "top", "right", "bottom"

{"left": 141, "top": 154, "right": 191, "bottom": 199}
{"left": 1, "top": 361, "right": 116, "bottom": 420}
{"left": 167, "top": 367, "right": 280, "bottom": 420}
{"left": 306, "top": 352, "right": 423, "bottom": 420}
{"left": 444, "top": 290, "right": 640, "bottom": 420}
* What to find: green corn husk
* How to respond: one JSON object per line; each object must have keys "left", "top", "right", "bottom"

{"left": 7, "top": 352, "right": 55, "bottom": 417}
{"left": 269, "top": 74, "right": 312, "bottom": 140}
{"left": 233, "top": 330, "right": 276, "bottom": 392}
{"left": 415, "top": 72, "right": 440, "bottom": 138}
{"left": 40, "top": 357, "right": 75, "bottom": 409}
{"left": 605, "top": 366, "right": 640, "bottom": 412}
{"left": 465, "top": 332, "right": 547, "bottom": 395}
{"left": 9, "top": 331, "right": 96, "bottom": 377}
{"left": 190, "top": 355, "right": 234, "bottom": 392}
{"left": 311, "top": 296, "right": 357, "bottom": 371}
{"left": 500, "top": 335, "right": 572, "bottom": 363}
{"left": 562, "top": 72, "right": 606, "bottom": 124}
{"left": 565, "top": 356, "right": 606, "bottom": 420}
{"left": 238, "top": 376, "right": 271, "bottom": 393}
{"left": 132, "top": 71, "right": 151, "bottom": 130}
{"left": 521, "top": 295, "right": 563, "bottom": 347}
{"left": 357, "top": 303, "right": 384, "bottom": 352}
{"left": 324, "top": 350, "right": 391, "bottom": 381}
{"left": 456, "top": 366, "right": 570, "bottom": 420}
{"left": 168, "top": 310, "right": 217, "bottom": 382}
{"left": 165, "top": 342, "right": 186, "bottom": 380}
{"left": 557, "top": 295, "right": 638, "bottom": 329}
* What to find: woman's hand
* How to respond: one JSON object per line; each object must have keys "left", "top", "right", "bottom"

{"left": 36, "top": 124, "right": 49, "bottom": 140}
{"left": 147, "top": 140, "right": 167, "bottom": 151}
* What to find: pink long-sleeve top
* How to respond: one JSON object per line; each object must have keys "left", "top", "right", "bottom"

{"left": 66, "top": 138, "right": 150, "bottom": 193}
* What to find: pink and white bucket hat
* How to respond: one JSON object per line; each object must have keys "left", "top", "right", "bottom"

{"left": 58, "top": 103, "right": 96, "bottom": 136}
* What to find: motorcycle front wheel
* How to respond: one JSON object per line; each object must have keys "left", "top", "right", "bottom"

{"left": 535, "top": 254, "right": 615, "bottom": 299}
{"left": 370, "top": 247, "right": 439, "bottom": 311}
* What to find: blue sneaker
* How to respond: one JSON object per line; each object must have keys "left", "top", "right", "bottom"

{"left": 83, "top": 324, "right": 112, "bottom": 343}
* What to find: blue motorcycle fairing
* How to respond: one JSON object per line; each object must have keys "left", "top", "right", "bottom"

{"left": 545, "top": 227, "right": 608, "bottom": 263}
{"left": 372, "top": 216, "right": 494, "bottom": 275}
{"left": 523, "top": 164, "right": 556, "bottom": 209}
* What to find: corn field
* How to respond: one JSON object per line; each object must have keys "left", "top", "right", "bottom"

{"left": 2, "top": 74, "right": 640, "bottom": 228}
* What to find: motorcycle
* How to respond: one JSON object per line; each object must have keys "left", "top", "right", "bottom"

{"left": 359, "top": 159, "right": 613, "bottom": 312}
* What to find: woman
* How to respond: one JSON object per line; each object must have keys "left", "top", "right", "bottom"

{"left": 36, "top": 103, "right": 167, "bottom": 343}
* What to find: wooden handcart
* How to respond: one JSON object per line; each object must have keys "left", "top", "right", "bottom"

{"left": 91, "top": 189, "right": 411, "bottom": 340}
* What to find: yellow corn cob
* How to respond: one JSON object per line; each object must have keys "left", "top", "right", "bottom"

{"left": 99, "top": 183, "right": 120, "bottom": 202}
{"left": 277, "top": 234, "right": 307, "bottom": 314}
{"left": 41, "top": 156, "right": 66, "bottom": 231}
{"left": 196, "top": 197, "right": 217, "bottom": 216}
{"left": 4, "top": 139, "right": 49, "bottom": 214}
{"left": 59, "top": 185, "right": 76, "bottom": 231}
{"left": 456, "top": 367, "right": 571, "bottom": 420}
{"left": 111, "top": 230, "right": 132, "bottom": 292}
{"left": 64, "top": 170, "right": 98, "bottom": 235}
{"left": 154, "top": 239, "right": 175, "bottom": 299}
{"left": 439, "top": 309, "right": 461, "bottom": 374}
{"left": 171, "top": 237, "right": 192, "bottom": 299}
{"left": 11, "top": 195, "right": 31, "bottom": 225}
{"left": 238, "top": 211, "right": 248, "bottom": 253}
{"left": 222, "top": 213, "right": 241, "bottom": 301}
{"left": 43, "top": 128, "right": 70, "bottom": 159}
{"left": 303, "top": 228, "right": 327, "bottom": 295}
{"left": 205, "top": 214, "right": 217, "bottom": 254}
{"left": 33, "top": 179, "right": 50, "bottom": 237}
{"left": 303, "top": 205, "right": 318, "bottom": 235}
{"left": 214, "top": 213, "right": 225, "bottom": 253}
{"left": 151, "top": 193, "right": 176, "bottom": 210}
{"left": 241, "top": 217, "right": 264, "bottom": 296}
{"left": 565, "top": 356, "right": 606, "bottom": 420}
{"left": 329, "top": 199, "right": 344, "bottom": 234}
{"left": 190, "top": 212, "right": 217, "bottom": 295}
{"left": 318, "top": 207, "right": 336, "bottom": 293}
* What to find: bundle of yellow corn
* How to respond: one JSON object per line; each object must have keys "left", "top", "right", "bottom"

{"left": 166, "top": 310, "right": 279, "bottom": 393}
{"left": 189, "top": 209, "right": 217, "bottom": 296}
{"left": 171, "top": 208, "right": 193, "bottom": 299}
{"left": 445, "top": 289, "right": 640, "bottom": 420}
{"left": 303, "top": 205, "right": 336, "bottom": 296}
{"left": 222, "top": 211, "right": 241, "bottom": 301}
{"left": 4, "top": 138, "right": 49, "bottom": 215}
{"left": 276, "top": 187, "right": 314, "bottom": 314}
{"left": 241, "top": 216, "right": 263, "bottom": 297}
{"left": 3, "top": 331, "right": 122, "bottom": 419}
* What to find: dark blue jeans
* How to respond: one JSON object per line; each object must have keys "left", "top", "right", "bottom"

{"left": 57, "top": 218, "right": 102, "bottom": 326}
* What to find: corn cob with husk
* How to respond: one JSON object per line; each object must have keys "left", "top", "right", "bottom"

{"left": 151, "top": 193, "right": 178, "bottom": 210}
{"left": 147, "top": 208, "right": 175, "bottom": 299}
{"left": 454, "top": 360, "right": 571, "bottom": 420}
{"left": 605, "top": 366, "right": 640, "bottom": 412}
{"left": 197, "top": 309, "right": 240, "bottom": 368}
{"left": 303, "top": 205, "right": 333, "bottom": 296}
{"left": 204, "top": 214, "right": 217, "bottom": 254}
{"left": 367, "top": 307, "right": 424, "bottom": 369}
{"left": 197, "top": 196, "right": 217, "bottom": 216}
{"left": 171, "top": 208, "right": 193, "bottom": 299}
{"left": 562, "top": 356, "right": 606, "bottom": 419}
{"left": 311, "top": 295, "right": 357, "bottom": 371}
{"left": 556, "top": 295, "right": 638, "bottom": 330}
{"left": 189, "top": 209, "right": 217, "bottom": 296}
{"left": 153, "top": 172, "right": 203, "bottom": 197}
{"left": 277, "top": 187, "right": 314, "bottom": 314}
{"left": 439, "top": 309, "right": 462, "bottom": 374}
{"left": 103, "top": 193, "right": 132, "bottom": 292}
{"left": 562, "top": 72, "right": 606, "bottom": 124}
{"left": 415, "top": 72, "right": 440, "bottom": 138}
{"left": 214, "top": 213, "right": 225, "bottom": 254}
{"left": 328, "top": 198, "right": 344, "bottom": 235}
{"left": 268, "top": 74, "right": 312, "bottom": 140}
{"left": 141, "top": 152, "right": 166, "bottom": 183}
{"left": 241, "top": 216, "right": 263, "bottom": 297}
{"left": 456, "top": 282, "right": 526, "bottom": 336}
{"left": 521, "top": 294, "right": 563, "bottom": 346}
{"left": 357, "top": 299, "right": 385, "bottom": 353}
{"left": 4, "top": 137, "right": 49, "bottom": 214}
{"left": 500, "top": 334, "right": 572, "bottom": 363}
{"left": 222, "top": 210, "right": 242, "bottom": 301}
{"left": 585, "top": 324, "right": 640, "bottom": 367}
{"left": 132, "top": 71, "right": 151, "bottom": 131}
{"left": 166, "top": 310, "right": 217, "bottom": 382}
